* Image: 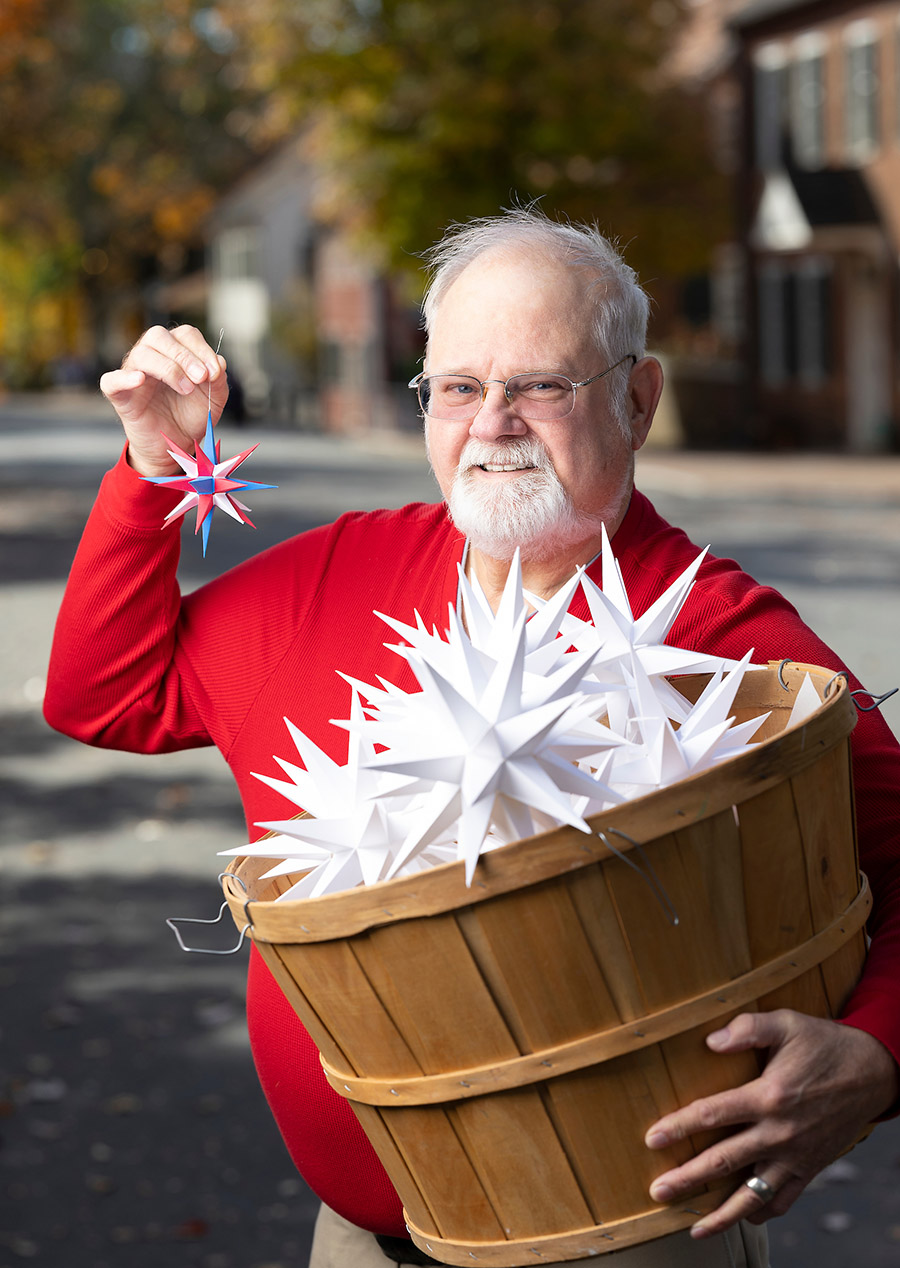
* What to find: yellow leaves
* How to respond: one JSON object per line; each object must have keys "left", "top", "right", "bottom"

{"left": 224, "top": 108, "right": 254, "bottom": 137}
{"left": 163, "top": 26, "right": 196, "bottom": 59}
{"left": 0, "top": 0, "right": 53, "bottom": 76}
{"left": 90, "top": 164, "right": 125, "bottom": 197}
{"left": 253, "top": 95, "right": 296, "bottom": 148}
{"left": 532, "top": 6, "right": 560, "bottom": 32}
{"left": 0, "top": 232, "right": 86, "bottom": 385}
{"left": 340, "top": 85, "right": 382, "bottom": 124}
{"left": 76, "top": 79, "right": 124, "bottom": 117}
{"left": 1, "top": 0, "right": 285, "bottom": 384}
{"left": 179, "top": 84, "right": 208, "bottom": 115}
{"left": 0, "top": 0, "right": 45, "bottom": 40}
{"left": 81, "top": 247, "right": 109, "bottom": 275}
{"left": 152, "top": 187, "right": 216, "bottom": 241}
{"left": 20, "top": 35, "right": 56, "bottom": 65}
{"left": 526, "top": 161, "right": 556, "bottom": 191}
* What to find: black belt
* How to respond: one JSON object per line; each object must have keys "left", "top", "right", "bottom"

{"left": 375, "top": 1233, "right": 443, "bottom": 1265}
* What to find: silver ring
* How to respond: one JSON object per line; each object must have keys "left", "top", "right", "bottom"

{"left": 744, "top": 1175, "right": 777, "bottom": 1204}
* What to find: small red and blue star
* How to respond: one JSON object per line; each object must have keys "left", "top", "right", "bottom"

{"left": 143, "top": 412, "right": 276, "bottom": 556}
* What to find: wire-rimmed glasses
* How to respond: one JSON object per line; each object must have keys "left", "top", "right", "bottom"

{"left": 408, "top": 354, "right": 636, "bottom": 422}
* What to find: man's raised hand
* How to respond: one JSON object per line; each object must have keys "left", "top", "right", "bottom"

{"left": 100, "top": 325, "right": 229, "bottom": 478}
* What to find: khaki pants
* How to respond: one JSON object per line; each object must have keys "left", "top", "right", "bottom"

{"left": 309, "top": 1204, "right": 769, "bottom": 1268}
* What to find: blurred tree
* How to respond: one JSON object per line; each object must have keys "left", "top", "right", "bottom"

{"left": 0, "top": 0, "right": 726, "bottom": 385}
{"left": 223, "top": 0, "right": 727, "bottom": 290}
{"left": 0, "top": 0, "right": 264, "bottom": 384}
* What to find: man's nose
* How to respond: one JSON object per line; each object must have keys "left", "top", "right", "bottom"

{"left": 467, "top": 381, "right": 528, "bottom": 439}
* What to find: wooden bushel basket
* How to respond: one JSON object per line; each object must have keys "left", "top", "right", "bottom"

{"left": 223, "top": 662, "right": 870, "bottom": 1265}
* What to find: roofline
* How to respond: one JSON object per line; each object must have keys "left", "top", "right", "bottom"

{"left": 729, "top": 0, "right": 828, "bottom": 31}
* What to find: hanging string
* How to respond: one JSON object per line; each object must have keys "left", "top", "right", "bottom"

{"left": 595, "top": 827, "right": 680, "bottom": 926}
{"left": 209, "top": 328, "right": 225, "bottom": 417}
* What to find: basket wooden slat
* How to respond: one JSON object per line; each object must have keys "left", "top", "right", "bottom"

{"left": 320, "top": 883, "right": 868, "bottom": 1109}
{"left": 223, "top": 662, "right": 869, "bottom": 1265}
{"left": 352, "top": 914, "right": 520, "bottom": 1072}
{"left": 348, "top": 1101, "right": 451, "bottom": 1235}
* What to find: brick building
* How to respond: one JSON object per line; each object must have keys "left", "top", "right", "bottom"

{"left": 733, "top": 0, "right": 900, "bottom": 450}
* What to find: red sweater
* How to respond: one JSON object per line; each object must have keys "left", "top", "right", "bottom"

{"left": 45, "top": 452, "right": 900, "bottom": 1237}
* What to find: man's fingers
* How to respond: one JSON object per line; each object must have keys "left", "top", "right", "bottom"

{"left": 646, "top": 1080, "right": 764, "bottom": 1150}
{"left": 691, "top": 1170, "right": 805, "bottom": 1239}
{"left": 649, "top": 1121, "right": 769, "bottom": 1202}
{"left": 167, "top": 324, "right": 224, "bottom": 378}
{"left": 706, "top": 1010, "right": 793, "bottom": 1055}
{"left": 100, "top": 368, "right": 146, "bottom": 399}
{"left": 743, "top": 1174, "right": 807, "bottom": 1224}
{"left": 122, "top": 325, "right": 218, "bottom": 396}
{"left": 646, "top": 1012, "right": 798, "bottom": 1151}
{"left": 100, "top": 327, "right": 229, "bottom": 477}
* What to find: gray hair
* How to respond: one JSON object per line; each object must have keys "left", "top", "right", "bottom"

{"left": 421, "top": 206, "right": 651, "bottom": 374}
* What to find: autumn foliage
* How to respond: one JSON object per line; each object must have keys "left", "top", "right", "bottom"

{"left": 0, "top": 0, "right": 726, "bottom": 386}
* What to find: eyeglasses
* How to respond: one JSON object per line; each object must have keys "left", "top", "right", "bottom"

{"left": 408, "top": 355, "right": 636, "bottom": 422}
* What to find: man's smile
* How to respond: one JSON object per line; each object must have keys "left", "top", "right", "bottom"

{"left": 476, "top": 461, "right": 537, "bottom": 473}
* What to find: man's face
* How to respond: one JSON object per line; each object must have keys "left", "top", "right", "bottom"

{"left": 423, "top": 250, "right": 639, "bottom": 559}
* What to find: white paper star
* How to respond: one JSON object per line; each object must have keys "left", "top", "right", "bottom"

{"left": 607, "top": 649, "right": 769, "bottom": 797}
{"left": 348, "top": 602, "right": 625, "bottom": 884}
{"left": 217, "top": 694, "right": 435, "bottom": 898}
{"left": 555, "top": 526, "right": 742, "bottom": 735}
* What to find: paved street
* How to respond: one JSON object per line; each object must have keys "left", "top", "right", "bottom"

{"left": 1, "top": 389, "right": 899, "bottom": 1268}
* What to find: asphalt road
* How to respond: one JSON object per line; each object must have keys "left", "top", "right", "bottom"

{"left": 2, "top": 390, "right": 899, "bottom": 1268}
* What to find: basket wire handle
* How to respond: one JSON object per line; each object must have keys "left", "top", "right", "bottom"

{"left": 595, "top": 828, "right": 679, "bottom": 926}
{"left": 166, "top": 872, "right": 252, "bottom": 955}
{"left": 779, "top": 661, "right": 897, "bottom": 712}
{"left": 847, "top": 684, "right": 897, "bottom": 712}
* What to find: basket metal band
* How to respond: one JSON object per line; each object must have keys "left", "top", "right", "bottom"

{"left": 322, "top": 876, "right": 871, "bottom": 1107}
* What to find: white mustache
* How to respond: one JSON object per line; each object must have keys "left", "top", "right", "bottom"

{"left": 458, "top": 437, "right": 551, "bottom": 473}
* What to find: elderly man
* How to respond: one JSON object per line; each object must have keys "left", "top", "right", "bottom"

{"left": 45, "top": 209, "right": 900, "bottom": 1268}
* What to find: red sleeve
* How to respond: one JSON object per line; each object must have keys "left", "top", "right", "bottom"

{"left": 43, "top": 448, "right": 213, "bottom": 754}
{"left": 42, "top": 449, "right": 364, "bottom": 762}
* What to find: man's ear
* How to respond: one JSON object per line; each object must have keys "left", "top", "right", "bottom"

{"left": 626, "top": 356, "right": 664, "bottom": 452}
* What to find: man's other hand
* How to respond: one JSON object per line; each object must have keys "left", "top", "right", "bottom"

{"left": 643, "top": 1009, "right": 900, "bottom": 1238}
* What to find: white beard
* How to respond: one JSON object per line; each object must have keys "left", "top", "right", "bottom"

{"left": 441, "top": 436, "right": 609, "bottom": 562}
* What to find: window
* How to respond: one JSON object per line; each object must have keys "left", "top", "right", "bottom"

{"left": 758, "top": 258, "right": 832, "bottom": 389}
{"left": 759, "top": 261, "right": 790, "bottom": 385}
{"left": 213, "top": 227, "right": 262, "bottom": 282}
{"left": 754, "top": 43, "right": 788, "bottom": 170}
{"left": 796, "top": 258, "right": 832, "bottom": 388}
{"left": 320, "top": 340, "right": 342, "bottom": 386}
{"left": 712, "top": 242, "right": 746, "bottom": 347}
{"left": 790, "top": 34, "right": 827, "bottom": 168}
{"left": 844, "top": 21, "right": 881, "bottom": 161}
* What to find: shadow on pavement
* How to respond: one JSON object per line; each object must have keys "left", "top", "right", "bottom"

{"left": 0, "top": 875, "right": 318, "bottom": 1268}
{"left": 0, "top": 503, "right": 337, "bottom": 589}
{"left": 0, "top": 711, "right": 246, "bottom": 845}
{"left": 696, "top": 531, "right": 900, "bottom": 592}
